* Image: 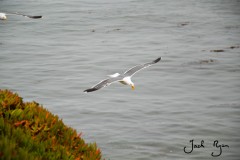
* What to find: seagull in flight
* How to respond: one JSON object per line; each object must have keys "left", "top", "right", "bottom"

{"left": 84, "top": 57, "right": 161, "bottom": 93}
{"left": 0, "top": 12, "right": 42, "bottom": 20}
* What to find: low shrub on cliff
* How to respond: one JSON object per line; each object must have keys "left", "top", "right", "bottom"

{"left": 0, "top": 89, "right": 102, "bottom": 160}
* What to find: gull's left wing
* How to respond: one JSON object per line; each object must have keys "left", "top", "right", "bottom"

{"left": 7, "top": 12, "right": 42, "bottom": 19}
{"left": 84, "top": 77, "right": 122, "bottom": 93}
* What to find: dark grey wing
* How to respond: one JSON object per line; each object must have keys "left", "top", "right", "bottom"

{"left": 84, "top": 77, "right": 122, "bottom": 93}
{"left": 7, "top": 12, "right": 42, "bottom": 19}
{"left": 123, "top": 57, "right": 161, "bottom": 77}
{"left": 25, "top": 15, "right": 42, "bottom": 19}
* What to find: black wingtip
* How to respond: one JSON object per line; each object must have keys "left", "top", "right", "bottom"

{"left": 83, "top": 88, "right": 98, "bottom": 93}
{"left": 153, "top": 57, "right": 161, "bottom": 63}
{"left": 29, "top": 16, "right": 42, "bottom": 19}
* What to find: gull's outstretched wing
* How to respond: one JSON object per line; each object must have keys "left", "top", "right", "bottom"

{"left": 84, "top": 77, "right": 122, "bottom": 93}
{"left": 123, "top": 57, "right": 161, "bottom": 77}
{"left": 6, "top": 12, "right": 42, "bottom": 19}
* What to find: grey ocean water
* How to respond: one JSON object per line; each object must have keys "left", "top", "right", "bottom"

{"left": 1, "top": 0, "right": 240, "bottom": 159}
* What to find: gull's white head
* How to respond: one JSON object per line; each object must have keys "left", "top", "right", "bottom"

{"left": 108, "top": 73, "right": 120, "bottom": 78}
{"left": 0, "top": 13, "right": 7, "bottom": 20}
{"left": 130, "top": 82, "right": 135, "bottom": 90}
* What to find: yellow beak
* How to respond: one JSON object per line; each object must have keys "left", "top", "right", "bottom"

{"left": 131, "top": 85, "right": 135, "bottom": 90}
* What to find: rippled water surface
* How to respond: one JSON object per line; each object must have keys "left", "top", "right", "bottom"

{"left": 1, "top": 0, "right": 240, "bottom": 159}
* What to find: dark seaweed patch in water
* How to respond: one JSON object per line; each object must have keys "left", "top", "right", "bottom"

{"left": 209, "top": 45, "right": 240, "bottom": 52}
{"left": 178, "top": 22, "right": 190, "bottom": 27}
{"left": 199, "top": 59, "right": 215, "bottom": 64}
{"left": 229, "top": 45, "right": 240, "bottom": 49}
{"left": 210, "top": 49, "right": 225, "bottom": 52}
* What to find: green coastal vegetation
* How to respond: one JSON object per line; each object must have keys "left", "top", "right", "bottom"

{"left": 0, "top": 89, "right": 102, "bottom": 160}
